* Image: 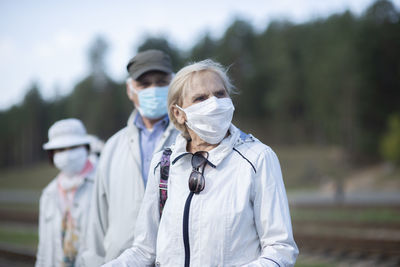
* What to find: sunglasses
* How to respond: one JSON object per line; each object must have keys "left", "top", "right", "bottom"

{"left": 188, "top": 151, "right": 209, "bottom": 193}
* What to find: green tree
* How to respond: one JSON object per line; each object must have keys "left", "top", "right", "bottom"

{"left": 380, "top": 114, "right": 400, "bottom": 164}
{"left": 67, "top": 36, "right": 131, "bottom": 139}
{"left": 357, "top": 0, "right": 400, "bottom": 157}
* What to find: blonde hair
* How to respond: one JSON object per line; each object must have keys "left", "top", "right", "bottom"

{"left": 167, "top": 59, "right": 235, "bottom": 139}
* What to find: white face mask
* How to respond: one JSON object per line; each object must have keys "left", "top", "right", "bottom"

{"left": 53, "top": 147, "right": 88, "bottom": 176}
{"left": 177, "top": 96, "right": 235, "bottom": 144}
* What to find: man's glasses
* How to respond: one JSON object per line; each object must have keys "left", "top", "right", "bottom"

{"left": 188, "top": 151, "right": 209, "bottom": 194}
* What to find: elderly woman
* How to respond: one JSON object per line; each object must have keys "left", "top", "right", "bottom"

{"left": 36, "top": 118, "right": 96, "bottom": 267}
{"left": 105, "top": 60, "right": 298, "bottom": 266}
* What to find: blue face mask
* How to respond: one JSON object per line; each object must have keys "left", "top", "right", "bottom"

{"left": 135, "top": 86, "right": 169, "bottom": 119}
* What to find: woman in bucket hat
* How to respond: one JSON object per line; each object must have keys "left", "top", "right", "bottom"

{"left": 36, "top": 118, "right": 96, "bottom": 267}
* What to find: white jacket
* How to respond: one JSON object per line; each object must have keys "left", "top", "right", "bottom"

{"left": 105, "top": 125, "right": 298, "bottom": 267}
{"left": 35, "top": 165, "right": 96, "bottom": 267}
{"left": 80, "top": 111, "right": 179, "bottom": 266}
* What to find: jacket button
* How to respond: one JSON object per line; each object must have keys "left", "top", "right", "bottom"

{"left": 155, "top": 262, "right": 161, "bottom": 267}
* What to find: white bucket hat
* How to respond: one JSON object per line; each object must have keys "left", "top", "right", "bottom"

{"left": 87, "top": 135, "right": 105, "bottom": 154}
{"left": 43, "top": 118, "right": 91, "bottom": 150}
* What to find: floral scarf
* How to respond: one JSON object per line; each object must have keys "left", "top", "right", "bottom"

{"left": 57, "top": 160, "right": 93, "bottom": 266}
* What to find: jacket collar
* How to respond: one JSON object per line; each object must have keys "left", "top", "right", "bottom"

{"left": 171, "top": 124, "right": 241, "bottom": 168}
{"left": 133, "top": 112, "right": 169, "bottom": 132}
{"left": 126, "top": 109, "right": 177, "bottom": 157}
{"left": 84, "top": 159, "right": 96, "bottom": 182}
{"left": 154, "top": 120, "right": 176, "bottom": 153}
{"left": 127, "top": 109, "right": 139, "bottom": 131}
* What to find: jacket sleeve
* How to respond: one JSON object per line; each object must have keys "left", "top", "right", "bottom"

{"left": 242, "top": 147, "right": 298, "bottom": 267}
{"left": 79, "top": 153, "right": 110, "bottom": 266}
{"left": 102, "top": 154, "right": 161, "bottom": 267}
{"left": 35, "top": 193, "right": 46, "bottom": 267}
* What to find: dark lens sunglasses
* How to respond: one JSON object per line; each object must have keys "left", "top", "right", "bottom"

{"left": 188, "top": 151, "right": 209, "bottom": 193}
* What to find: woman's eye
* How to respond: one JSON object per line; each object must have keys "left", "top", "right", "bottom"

{"left": 194, "top": 96, "right": 206, "bottom": 102}
{"left": 216, "top": 91, "right": 227, "bottom": 98}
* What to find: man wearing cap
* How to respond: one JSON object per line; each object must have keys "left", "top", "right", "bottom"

{"left": 80, "top": 50, "right": 179, "bottom": 266}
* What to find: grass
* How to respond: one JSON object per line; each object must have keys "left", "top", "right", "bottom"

{"left": 0, "top": 146, "right": 347, "bottom": 191}
{"left": 376, "top": 164, "right": 400, "bottom": 184}
{"left": 0, "top": 224, "right": 38, "bottom": 248}
{"left": 291, "top": 206, "right": 400, "bottom": 223}
{"left": 0, "top": 161, "right": 56, "bottom": 216}
{"left": 274, "top": 145, "right": 351, "bottom": 189}
{"left": 234, "top": 119, "right": 354, "bottom": 190}
{"left": 0, "top": 202, "right": 38, "bottom": 212}
{"left": 0, "top": 146, "right": 382, "bottom": 192}
{"left": 0, "top": 162, "right": 57, "bottom": 190}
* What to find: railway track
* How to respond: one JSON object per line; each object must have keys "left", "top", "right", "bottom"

{"left": 295, "top": 232, "right": 400, "bottom": 265}
{"left": 0, "top": 206, "right": 399, "bottom": 265}
{"left": 0, "top": 244, "right": 35, "bottom": 266}
{"left": 0, "top": 209, "right": 37, "bottom": 224}
{"left": 291, "top": 204, "right": 400, "bottom": 265}
{"left": 2, "top": 233, "right": 399, "bottom": 266}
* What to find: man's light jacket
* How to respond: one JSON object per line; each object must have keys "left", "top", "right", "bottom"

{"left": 80, "top": 111, "right": 178, "bottom": 266}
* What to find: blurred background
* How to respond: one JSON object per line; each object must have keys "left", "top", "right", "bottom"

{"left": 1, "top": 0, "right": 400, "bottom": 266}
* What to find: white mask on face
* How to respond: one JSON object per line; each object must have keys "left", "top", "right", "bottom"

{"left": 53, "top": 147, "right": 88, "bottom": 176}
{"left": 176, "top": 96, "right": 235, "bottom": 144}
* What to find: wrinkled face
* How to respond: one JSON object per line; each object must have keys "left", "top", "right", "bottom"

{"left": 126, "top": 71, "right": 172, "bottom": 107}
{"left": 173, "top": 70, "right": 229, "bottom": 125}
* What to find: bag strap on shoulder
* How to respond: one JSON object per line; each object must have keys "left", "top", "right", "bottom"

{"left": 159, "top": 148, "right": 172, "bottom": 217}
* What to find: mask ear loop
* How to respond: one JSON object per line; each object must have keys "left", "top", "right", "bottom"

{"left": 175, "top": 104, "right": 184, "bottom": 112}
{"left": 175, "top": 104, "right": 196, "bottom": 139}
{"left": 175, "top": 104, "right": 188, "bottom": 123}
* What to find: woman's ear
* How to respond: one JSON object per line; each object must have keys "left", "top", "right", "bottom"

{"left": 171, "top": 105, "right": 186, "bottom": 125}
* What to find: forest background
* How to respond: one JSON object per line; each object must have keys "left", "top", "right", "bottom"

{"left": 1, "top": 0, "right": 399, "bottom": 185}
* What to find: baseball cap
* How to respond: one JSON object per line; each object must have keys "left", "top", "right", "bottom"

{"left": 126, "top": 49, "right": 173, "bottom": 80}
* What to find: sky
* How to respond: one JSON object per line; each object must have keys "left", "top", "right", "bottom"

{"left": 0, "top": 0, "right": 398, "bottom": 110}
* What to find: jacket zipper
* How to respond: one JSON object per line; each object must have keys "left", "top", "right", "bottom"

{"left": 183, "top": 192, "right": 194, "bottom": 267}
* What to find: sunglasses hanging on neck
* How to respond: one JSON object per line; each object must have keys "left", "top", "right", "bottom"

{"left": 188, "top": 151, "right": 209, "bottom": 194}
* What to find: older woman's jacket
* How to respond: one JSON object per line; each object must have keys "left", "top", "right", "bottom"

{"left": 35, "top": 166, "right": 95, "bottom": 267}
{"left": 107, "top": 124, "right": 298, "bottom": 267}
